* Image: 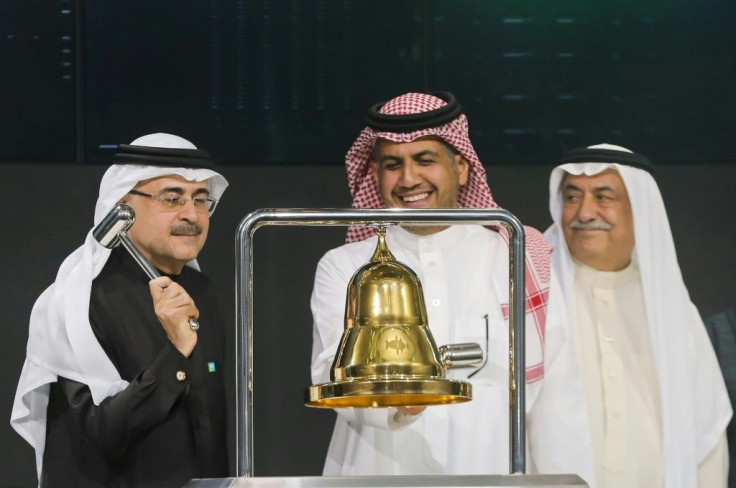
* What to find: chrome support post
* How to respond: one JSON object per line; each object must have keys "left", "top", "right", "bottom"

{"left": 235, "top": 208, "right": 526, "bottom": 476}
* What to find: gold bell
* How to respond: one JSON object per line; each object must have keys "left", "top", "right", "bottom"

{"left": 306, "top": 226, "right": 482, "bottom": 408}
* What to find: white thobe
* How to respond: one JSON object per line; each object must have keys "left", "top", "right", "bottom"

{"left": 572, "top": 260, "right": 728, "bottom": 488}
{"left": 311, "top": 225, "right": 593, "bottom": 479}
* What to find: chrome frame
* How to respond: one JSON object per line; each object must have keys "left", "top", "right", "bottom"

{"left": 235, "top": 208, "right": 527, "bottom": 477}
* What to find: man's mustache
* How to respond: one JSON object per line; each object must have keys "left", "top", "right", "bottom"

{"left": 568, "top": 220, "right": 613, "bottom": 231}
{"left": 171, "top": 223, "right": 203, "bottom": 235}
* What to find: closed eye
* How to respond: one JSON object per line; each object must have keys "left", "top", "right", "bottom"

{"left": 595, "top": 192, "right": 616, "bottom": 201}
{"left": 381, "top": 160, "right": 402, "bottom": 171}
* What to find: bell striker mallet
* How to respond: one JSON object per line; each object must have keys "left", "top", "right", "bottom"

{"left": 93, "top": 203, "right": 200, "bottom": 331}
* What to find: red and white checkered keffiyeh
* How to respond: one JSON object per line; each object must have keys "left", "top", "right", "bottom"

{"left": 344, "top": 92, "right": 551, "bottom": 383}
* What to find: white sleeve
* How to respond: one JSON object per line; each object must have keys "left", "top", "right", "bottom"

{"left": 526, "top": 268, "right": 596, "bottom": 486}
{"left": 310, "top": 249, "right": 422, "bottom": 430}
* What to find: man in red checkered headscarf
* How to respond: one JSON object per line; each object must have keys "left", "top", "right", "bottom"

{"left": 310, "top": 92, "right": 593, "bottom": 480}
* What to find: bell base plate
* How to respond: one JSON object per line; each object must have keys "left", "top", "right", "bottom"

{"left": 305, "top": 378, "right": 471, "bottom": 408}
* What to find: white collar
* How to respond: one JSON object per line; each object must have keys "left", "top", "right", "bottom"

{"left": 573, "top": 258, "right": 639, "bottom": 290}
{"left": 388, "top": 224, "right": 470, "bottom": 252}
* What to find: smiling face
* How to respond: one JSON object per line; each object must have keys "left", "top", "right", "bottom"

{"left": 120, "top": 174, "right": 211, "bottom": 275}
{"left": 370, "top": 136, "right": 469, "bottom": 235}
{"left": 561, "top": 169, "right": 635, "bottom": 271}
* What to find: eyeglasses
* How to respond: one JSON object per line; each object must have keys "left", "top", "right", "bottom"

{"left": 128, "top": 189, "right": 218, "bottom": 213}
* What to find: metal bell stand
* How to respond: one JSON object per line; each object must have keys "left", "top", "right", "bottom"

{"left": 185, "top": 208, "right": 588, "bottom": 488}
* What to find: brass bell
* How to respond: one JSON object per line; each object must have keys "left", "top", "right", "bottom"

{"left": 306, "top": 226, "right": 482, "bottom": 408}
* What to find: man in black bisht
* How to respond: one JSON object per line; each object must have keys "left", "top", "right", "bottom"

{"left": 11, "top": 133, "right": 230, "bottom": 487}
{"left": 705, "top": 301, "right": 736, "bottom": 488}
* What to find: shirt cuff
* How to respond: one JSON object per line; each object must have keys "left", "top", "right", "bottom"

{"left": 144, "top": 342, "right": 192, "bottom": 397}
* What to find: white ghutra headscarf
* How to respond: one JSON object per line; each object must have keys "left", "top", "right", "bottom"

{"left": 10, "top": 133, "right": 229, "bottom": 480}
{"left": 544, "top": 143, "right": 731, "bottom": 487}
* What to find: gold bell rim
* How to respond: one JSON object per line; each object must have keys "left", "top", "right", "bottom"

{"left": 305, "top": 378, "right": 472, "bottom": 408}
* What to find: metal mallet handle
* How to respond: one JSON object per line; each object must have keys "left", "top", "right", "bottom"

{"left": 117, "top": 232, "right": 200, "bottom": 331}
{"left": 117, "top": 230, "right": 160, "bottom": 280}
{"left": 93, "top": 204, "right": 200, "bottom": 331}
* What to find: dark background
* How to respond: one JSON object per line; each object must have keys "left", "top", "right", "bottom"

{"left": 2, "top": 0, "right": 736, "bottom": 165}
{"left": 1, "top": 1, "right": 736, "bottom": 486}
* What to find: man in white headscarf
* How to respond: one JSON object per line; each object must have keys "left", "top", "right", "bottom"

{"left": 545, "top": 143, "right": 731, "bottom": 487}
{"left": 310, "top": 92, "right": 594, "bottom": 480}
{"left": 10, "top": 133, "right": 230, "bottom": 487}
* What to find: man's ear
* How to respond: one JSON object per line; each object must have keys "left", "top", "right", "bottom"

{"left": 456, "top": 155, "right": 469, "bottom": 186}
{"left": 369, "top": 159, "right": 379, "bottom": 184}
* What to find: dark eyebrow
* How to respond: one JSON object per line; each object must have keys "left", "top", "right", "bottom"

{"left": 377, "top": 149, "right": 443, "bottom": 165}
{"left": 161, "top": 186, "right": 211, "bottom": 196}
{"left": 412, "top": 149, "right": 441, "bottom": 160}
{"left": 592, "top": 185, "right": 616, "bottom": 193}
{"left": 562, "top": 183, "right": 616, "bottom": 193}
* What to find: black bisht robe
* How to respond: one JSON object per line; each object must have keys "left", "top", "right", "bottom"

{"left": 705, "top": 303, "right": 736, "bottom": 488}
{"left": 42, "top": 247, "right": 228, "bottom": 487}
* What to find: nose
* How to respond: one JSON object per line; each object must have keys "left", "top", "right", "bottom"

{"left": 176, "top": 197, "right": 200, "bottom": 222}
{"left": 397, "top": 162, "right": 421, "bottom": 188}
{"left": 577, "top": 194, "right": 598, "bottom": 222}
